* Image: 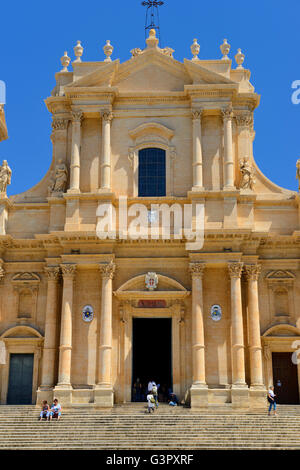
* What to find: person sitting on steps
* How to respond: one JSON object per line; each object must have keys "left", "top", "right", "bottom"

{"left": 39, "top": 400, "right": 50, "bottom": 421}
{"left": 49, "top": 398, "right": 62, "bottom": 421}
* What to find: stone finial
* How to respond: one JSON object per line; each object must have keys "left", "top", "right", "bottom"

{"left": 220, "top": 38, "right": 231, "bottom": 60}
{"left": 60, "top": 51, "right": 71, "bottom": 72}
{"left": 74, "top": 40, "right": 83, "bottom": 63}
{"left": 235, "top": 48, "right": 245, "bottom": 69}
{"left": 0, "top": 160, "right": 12, "bottom": 196}
{"left": 296, "top": 159, "right": 300, "bottom": 191}
{"left": 103, "top": 40, "right": 114, "bottom": 62}
{"left": 191, "top": 38, "right": 200, "bottom": 61}
{"left": 146, "top": 28, "right": 159, "bottom": 48}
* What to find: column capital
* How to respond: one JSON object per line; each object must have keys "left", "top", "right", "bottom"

{"left": 189, "top": 262, "right": 206, "bottom": 278}
{"left": 244, "top": 264, "right": 261, "bottom": 281}
{"left": 44, "top": 265, "right": 61, "bottom": 281}
{"left": 228, "top": 261, "right": 244, "bottom": 279}
{"left": 71, "top": 110, "right": 83, "bottom": 122}
{"left": 99, "top": 261, "right": 116, "bottom": 280}
{"left": 101, "top": 110, "right": 113, "bottom": 122}
{"left": 51, "top": 118, "right": 69, "bottom": 132}
{"left": 221, "top": 105, "right": 233, "bottom": 121}
{"left": 60, "top": 263, "right": 77, "bottom": 279}
{"left": 235, "top": 112, "right": 253, "bottom": 130}
{"left": 191, "top": 109, "right": 203, "bottom": 120}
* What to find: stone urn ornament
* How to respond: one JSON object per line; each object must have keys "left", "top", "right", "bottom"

{"left": 191, "top": 38, "right": 200, "bottom": 61}
{"left": 74, "top": 40, "right": 83, "bottom": 63}
{"left": 103, "top": 40, "right": 114, "bottom": 62}
{"left": 235, "top": 48, "right": 245, "bottom": 69}
{"left": 60, "top": 51, "right": 71, "bottom": 72}
{"left": 220, "top": 38, "right": 231, "bottom": 60}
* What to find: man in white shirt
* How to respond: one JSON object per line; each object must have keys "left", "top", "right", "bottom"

{"left": 268, "top": 386, "right": 277, "bottom": 416}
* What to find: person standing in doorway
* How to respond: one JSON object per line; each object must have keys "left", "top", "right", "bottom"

{"left": 152, "top": 383, "right": 159, "bottom": 408}
{"left": 148, "top": 380, "right": 153, "bottom": 394}
{"left": 268, "top": 386, "right": 277, "bottom": 416}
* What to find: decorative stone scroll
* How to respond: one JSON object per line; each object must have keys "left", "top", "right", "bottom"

{"left": 0, "top": 266, "right": 5, "bottom": 282}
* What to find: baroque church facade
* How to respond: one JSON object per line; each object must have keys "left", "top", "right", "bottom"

{"left": 0, "top": 30, "right": 300, "bottom": 409}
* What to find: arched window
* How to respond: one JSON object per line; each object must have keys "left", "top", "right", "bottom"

{"left": 138, "top": 148, "right": 166, "bottom": 197}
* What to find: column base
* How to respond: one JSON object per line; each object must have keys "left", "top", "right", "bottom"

{"left": 36, "top": 387, "right": 54, "bottom": 406}
{"left": 190, "top": 384, "right": 208, "bottom": 409}
{"left": 52, "top": 384, "right": 73, "bottom": 406}
{"left": 231, "top": 384, "right": 249, "bottom": 408}
{"left": 249, "top": 386, "right": 267, "bottom": 409}
{"left": 94, "top": 386, "right": 114, "bottom": 408}
{"left": 191, "top": 186, "right": 204, "bottom": 192}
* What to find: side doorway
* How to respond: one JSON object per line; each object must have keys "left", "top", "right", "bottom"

{"left": 7, "top": 354, "right": 34, "bottom": 404}
{"left": 272, "top": 352, "right": 300, "bottom": 404}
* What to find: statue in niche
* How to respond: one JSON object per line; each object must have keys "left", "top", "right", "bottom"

{"left": 239, "top": 158, "right": 255, "bottom": 190}
{"left": 0, "top": 160, "right": 12, "bottom": 195}
{"left": 49, "top": 159, "right": 68, "bottom": 195}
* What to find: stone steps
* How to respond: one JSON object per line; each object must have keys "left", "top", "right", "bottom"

{"left": 1, "top": 405, "right": 300, "bottom": 449}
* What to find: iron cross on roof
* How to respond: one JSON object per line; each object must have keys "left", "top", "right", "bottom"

{"left": 141, "top": 0, "right": 164, "bottom": 42}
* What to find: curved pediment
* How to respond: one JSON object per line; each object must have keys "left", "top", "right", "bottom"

{"left": 263, "top": 324, "right": 300, "bottom": 337}
{"left": 129, "top": 122, "right": 174, "bottom": 142}
{"left": 116, "top": 273, "right": 187, "bottom": 293}
{"left": 1, "top": 325, "right": 43, "bottom": 339}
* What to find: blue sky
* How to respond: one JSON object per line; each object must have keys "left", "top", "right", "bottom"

{"left": 1, "top": 0, "right": 299, "bottom": 195}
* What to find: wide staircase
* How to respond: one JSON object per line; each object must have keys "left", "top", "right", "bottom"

{"left": 1, "top": 403, "right": 300, "bottom": 450}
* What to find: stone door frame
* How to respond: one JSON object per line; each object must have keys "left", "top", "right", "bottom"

{"left": 115, "top": 289, "right": 189, "bottom": 403}
{"left": 262, "top": 326, "right": 300, "bottom": 402}
{"left": 0, "top": 326, "right": 43, "bottom": 404}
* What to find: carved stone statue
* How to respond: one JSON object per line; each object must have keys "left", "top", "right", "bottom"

{"left": 239, "top": 158, "right": 255, "bottom": 190}
{"left": 0, "top": 160, "right": 12, "bottom": 195}
{"left": 296, "top": 159, "right": 300, "bottom": 191}
{"left": 49, "top": 159, "right": 68, "bottom": 195}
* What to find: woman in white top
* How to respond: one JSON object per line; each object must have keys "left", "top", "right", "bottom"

{"left": 268, "top": 386, "right": 277, "bottom": 416}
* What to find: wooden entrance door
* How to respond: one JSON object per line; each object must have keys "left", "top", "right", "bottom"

{"left": 7, "top": 354, "right": 34, "bottom": 404}
{"left": 272, "top": 352, "right": 299, "bottom": 404}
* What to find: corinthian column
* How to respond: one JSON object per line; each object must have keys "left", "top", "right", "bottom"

{"left": 244, "top": 264, "right": 264, "bottom": 388}
{"left": 94, "top": 261, "right": 116, "bottom": 406}
{"left": 56, "top": 264, "right": 76, "bottom": 387}
{"left": 222, "top": 106, "right": 235, "bottom": 190}
{"left": 100, "top": 110, "right": 113, "bottom": 190}
{"left": 228, "top": 262, "right": 246, "bottom": 386}
{"left": 40, "top": 266, "right": 60, "bottom": 389}
{"left": 69, "top": 110, "right": 83, "bottom": 192}
{"left": 189, "top": 262, "right": 208, "bottom": 407}
{"left": 192, "top": 109, "right": 204, "bottom": 190}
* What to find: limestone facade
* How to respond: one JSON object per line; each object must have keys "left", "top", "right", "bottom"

{"left": 1, "top": 30, "right": 300, "bottom": 408}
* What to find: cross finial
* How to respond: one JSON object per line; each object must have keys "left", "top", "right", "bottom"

{"left": 142, "top": 0, "right": 164, "bottom": 42}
